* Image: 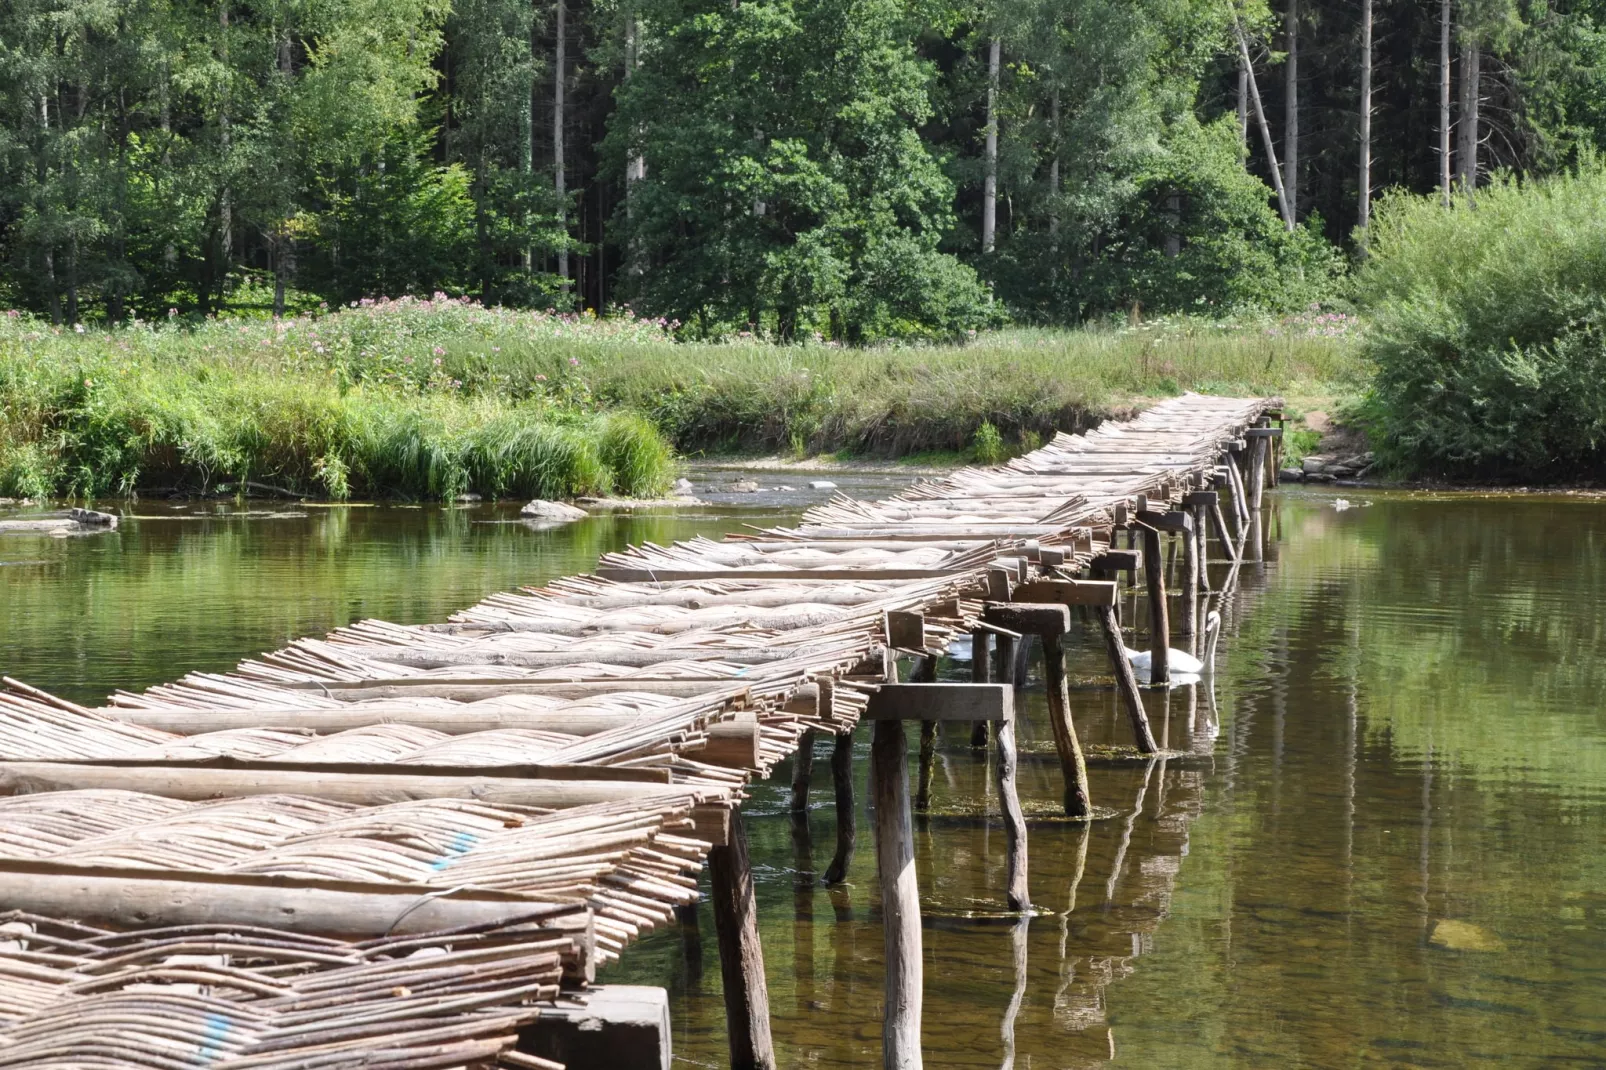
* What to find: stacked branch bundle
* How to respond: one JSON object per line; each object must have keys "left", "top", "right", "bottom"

{"left": 0, "top": 392, "right": 1274, "bottom": 1066}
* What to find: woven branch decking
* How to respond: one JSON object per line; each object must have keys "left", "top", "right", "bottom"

{"left": 0, "top": 392, "right": 1279, "bottom": 1069}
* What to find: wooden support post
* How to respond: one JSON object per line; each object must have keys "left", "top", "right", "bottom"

{"left": 994, "top": 711, "right": 1030, "bottom": 911}
{"left": 1012, "top": 635, "right": 1032, "bottom": 686}
{"left": 1247, "top": 433, "right": 1268, "bottom": 563}
{"left": 970, "top": 628, "right": 992, "bottom": 749}
{"left": 790, "top": 730, "right": 815, "bottom": 812}
{"left": 871, "top": 718, "right": 922, "bottom": 1070}
{"left": 1194, "top": 503, "right": 1212, "bottom": 592}
{"left": 708, "top": 809, "right": 776, "bottom": 1070}
{"left": 1042, "top": 631, "right": 1092, "bottom": 819}
{"left": 912, "top": 656, "right": 937, "bottom": 812}
{"left": 1095, "top": 604, "right": 1158, "bottom": 753}
{"left": 1181, "top": 517, "right": 1199, "bottom": 641}
{"left": 822, "top": 729, "right": 856, "bottom": 885}
{"left": 1140, "top": 522, "right": 1170, "bottom": 686}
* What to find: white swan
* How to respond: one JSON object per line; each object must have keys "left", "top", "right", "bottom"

{"left": 1126, "top": 611, "right": 1222, "bottom": 683}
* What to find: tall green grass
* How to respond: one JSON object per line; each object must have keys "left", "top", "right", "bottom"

{"left": 0, "top": 337, "right": 676, "bottom": 501}
{"left": 1356, "top": 167, "right": 1606, "bottom": 479}
{"left": 1, "top": 298, "right": 1359, "bottom": 498}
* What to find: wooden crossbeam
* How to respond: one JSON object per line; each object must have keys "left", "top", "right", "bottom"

{"left": 862, "top": 683, "right": 1013, "bottom": 723}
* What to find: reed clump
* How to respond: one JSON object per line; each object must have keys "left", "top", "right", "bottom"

{"left": 1356, "top": 166, "right": 1606, "bottom": 479}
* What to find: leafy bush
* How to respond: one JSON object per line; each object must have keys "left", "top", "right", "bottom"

{"left": 1356, "top": 167, "right": 1606, "bottom": 478}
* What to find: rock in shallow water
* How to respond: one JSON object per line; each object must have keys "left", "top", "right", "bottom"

{"left": 1279, "top": 468, "right": 1305, "bottom": 482}
{"left": 809, "top": 480, "right": 838, "bottom": 490}
{"left": 520, "top": 499, "right": 588, "bottom": 522}
{"left": 1429, "top": 919, "right": 1505, "bottom": 952}
{"left": 726, "top": 480, "right": 761, "bottom": 493}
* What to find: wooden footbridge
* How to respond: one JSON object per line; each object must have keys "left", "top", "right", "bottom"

{"left": 0, "top": 392, "right": 1279, "bottom": 1069}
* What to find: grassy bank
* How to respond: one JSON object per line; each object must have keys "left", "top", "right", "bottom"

{"left": 1, "top": 298, "right": 1362, "bottom": 499}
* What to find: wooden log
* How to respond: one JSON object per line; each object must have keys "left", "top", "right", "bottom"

{"left": 822, "top": 728, "right": 857, "bottom": 885}
{"left": 105, "top": 704, "right": 663, "bottom": 737}
{"left": 1193, "top": 503, "right": 1212, "bottom": 593}
{"left": 362, "top": 641, "right": 864, "bottom": 671}
{"left": 1207, "top": 494, "right": 1238, "bottom": 564}
{"left": 262, "top": 680, "right": 752, "bottom": 703}
{"left": 871, "top": 718, "right": 922, "bottom": 1070}
{"left": 1139, "top": 523, "right": 1170, "bottom": 686}
{"left": 708, "top": 809, "right": 776, "bottom": 1070}
{"left": 994, "top": 713, "right": 1030, "bottom": 912}
{"left": 1095, "top": 605, "right": 1158, "bottom": 753}
{"left": 0, "top": 762, "right": 728, "bottom": 839}
{"left": 863, "top": 684, "right": 1012, "bottom": 723}
{"left": 0, "top": 859, "right": 586, "bottom": 941}
{"left": 595, "top": 567, "right": 967, "bottom": 583}
{"left": 789, "top": 729, "right": 816, "bottom": 812}
{"left": 1042, "top": 632, "right": 1092, "bottom": 819}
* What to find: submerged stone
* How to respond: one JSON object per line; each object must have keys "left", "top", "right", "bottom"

{"left": 1430, "top": 919, "right": 1505, "bottom": 952}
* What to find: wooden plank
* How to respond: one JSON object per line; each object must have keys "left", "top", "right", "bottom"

{"left": 981, "top": 602, "right": 1070, "bottom": 636}
{"left": 1243, "top": 426, "right": 1283, "bottom": 438}
{"left": 884, "top": 610, "right": 926, "bottom": 651}
{"left": 1136, "top": 509, "right": 1193, "bottom": 534}
{"left": 1089, "top": 549, "right": 1140, "bottom": 573}
{"left": 264, "top": 680, "right": 752, "bottom": 702}
{"left": 862, "top": 683, "right": 1012, "bottom": 723}
{"left": 57, "top": 755, "right": 673, "bottom": 784}
{"left": 1010, "top": 578, "right": 1118, "bottom": 607}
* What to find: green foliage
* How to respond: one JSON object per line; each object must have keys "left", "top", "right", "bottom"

{"left": 1356, "top": 166, "right": 1606, "bottom": 479}
{"left": 0, "top": 307, "right": 678, "bottom": 500}
{"left": 971, "top": 420, "right": 1005, "bottom": 463}
{"left": 606, "top": 0, "right": 1000, "bottom": 341}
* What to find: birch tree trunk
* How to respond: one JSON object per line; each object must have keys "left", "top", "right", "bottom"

{"left": 1283, "top": 0, "right": 1298, "bottom": 223}
{"left": 1439, "top": 0, "right": 1452, "bottom": 205}
{"left": 275, "top": 29, "right": 294, "bottom": 317}
{"left": 216, "top": 1, "right": 232, "bottom": 315}
{"left": 1231, "top": 20, "right": 1293, "bottom": 230}
{"left": 1358, "top": 0, "right": 1372, "bottom": 230}
{"left": 982, "top": 36, "right": 1000, "bottom": 254}
{"left": 1456, "top": 30, "right": 1479, "bottom": 192}
{"left": 624, "top": 9, "right": 645, "bottom": 277}
{"left": 554, "top": 0, "right": 568, "bottom": 287}
{"left": 1237, "top": 62, "right": 1249, "bottom": 149}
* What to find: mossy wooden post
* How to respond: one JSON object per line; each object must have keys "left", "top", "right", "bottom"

{"left": 984, "top": 602, "right": 1089, "bottom": 820}
{"left": 709, "top": 808, "right": 776, "bottom": 1070}
{"left": 871, "top": 716, "right": 922, "bottom": 1070}
{"left": 823, "top": 724, "right": 856, "bottom": 885}
{"left": 992, "top": 644, "right": 1031, "bottom": 911}
{"left": 912, "top": 656, "right": 938, "bottom": 811}
{"left": 790, "top": 730, "right": 815, "bottom": 812}
{"left": 1139, "top": 520, "right": 1170, "bottom": 685}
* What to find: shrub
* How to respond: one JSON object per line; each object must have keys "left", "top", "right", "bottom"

{"left": 1356, "top": 167, "right": 1606, "bottom": 478}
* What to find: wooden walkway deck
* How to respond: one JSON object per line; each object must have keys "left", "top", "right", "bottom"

{"left": 0, "top": 392, "right": 1279, "bottom": 1069}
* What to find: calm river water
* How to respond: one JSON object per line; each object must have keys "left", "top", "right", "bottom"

{"left": 3, "top": 485, "right": 1604, "bottom": 1068}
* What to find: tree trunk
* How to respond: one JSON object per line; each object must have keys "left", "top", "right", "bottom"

{"left": 982, "top": 36, "right": 1000, "bottom": 254}
{"left": 1359, "top": 0, "right": 1373, "bottom": 231}
{"left": 217, "top": 1, "right": 232, "bottom": 313}
{"left": 623, "top": 9, "right": 645, "bottom": 277}
{"left": 1283, "top": 0, "right": 1298, "bottom": 223}
{"left": 1457, "top": 29, "right": 1479, "bottom": 192}
{"left": 1440, "top": 0, "right": 1452, "bottom": 205}
{"left": 1231, "top": 20, "right": 1293, "bottom": 230}
{"left": 554, "top": 0, "right": 569, "bottom": 288}
{"left": 1237, "top": 62, "right": 1249, "bottom": 149}
{"left": 275, "top": 30, "right": 294, "bottom": 318}
{"left": 1048, "top": 86, "right": 1060, "bottom": 239}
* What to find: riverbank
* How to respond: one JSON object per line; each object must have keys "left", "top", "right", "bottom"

{"left": 1, "top": 300, "right": 1360, "bottom": 500}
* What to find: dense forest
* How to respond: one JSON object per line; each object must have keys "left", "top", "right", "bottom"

{"left": 4, "top": 0, "right": 1606, "bottom": 338}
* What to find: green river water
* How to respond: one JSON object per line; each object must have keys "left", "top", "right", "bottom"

{"left": 2, "top": 485, "right": 1604, "bottom": 1068}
